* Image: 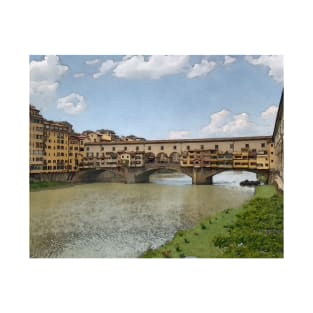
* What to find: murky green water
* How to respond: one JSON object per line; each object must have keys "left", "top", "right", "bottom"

{"left": 30, "top": 171, "right": 256, "bottom": 258}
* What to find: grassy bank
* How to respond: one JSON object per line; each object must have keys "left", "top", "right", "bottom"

{"left": 141, "top": 185, "right": 283, "bottom": 258}
{"left": 30, "top": 181, "right": 71, "bottom": 191}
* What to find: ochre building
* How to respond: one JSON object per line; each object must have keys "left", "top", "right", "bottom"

{"left": 30, "top": 105, "right": 44, "bottom": 173}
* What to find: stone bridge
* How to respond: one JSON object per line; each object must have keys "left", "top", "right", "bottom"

{"left": 78, "top": 135, "right": 274, "bottom": 184}
{"left": 73, "top": 163, "right": 269, "bottom": 185}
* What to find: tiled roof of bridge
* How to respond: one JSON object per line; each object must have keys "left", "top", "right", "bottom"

{"left": 84, "top": 136, "right": 273, "bottom": 146}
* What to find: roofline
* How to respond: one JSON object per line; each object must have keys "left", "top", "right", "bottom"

{"left": 84, "top": 135, "right": 273, "bottom": 146}
{"left": 273, "top": 89, "right": 284, "bottom": 138}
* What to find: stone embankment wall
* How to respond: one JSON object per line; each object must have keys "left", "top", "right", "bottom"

{"left": 30, "top": 172, "right": 76, "bottom": 183}
{"left": 71, "top": 169, "right": 125, "bottom": 183}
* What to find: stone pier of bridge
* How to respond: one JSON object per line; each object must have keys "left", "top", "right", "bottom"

{"left": 121, "top": 165, "right": 223, "bottom": 185}
{"left": 72, "top": 165, "right": 263, "bottom": 185}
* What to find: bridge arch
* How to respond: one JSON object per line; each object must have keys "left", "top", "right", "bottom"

{"left": 156, "top": 152, "right": 169, "bottom": 163}
{"left": 133, "top": 165, "right": 192, "bottom": 183}
{"left": 144, "top": 152, "right": 155, "bottom": 163}
{"left": 209, "top": 168, "right": 269, "bottom": 184}
{"left": 169, "top": 152, "right": 180, "bottom": 163}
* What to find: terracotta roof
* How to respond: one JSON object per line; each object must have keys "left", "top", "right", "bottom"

{"left": 84, "top": 135, "right": 272, "bottom": 146}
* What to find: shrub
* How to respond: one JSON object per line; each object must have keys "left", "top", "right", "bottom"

{"left": 200, "top": 223, "right": 207, "bottom": 230}
{"left": 161, "top": 250, "right": 172, "bottom": 258}
{"left": 178, "top": 231, "right": 184, "bottom": 237}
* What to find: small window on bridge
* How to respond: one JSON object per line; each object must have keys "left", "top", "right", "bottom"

{"left": 112, "top": 147, "right": 115, "bottom": 151}
{"left": 187, "top": 146, "right": 190, "bottom": 150}
{"left": 101, "top": 146, "right": 104, "bottom": 151}
{"left": 148, "top": 146, "right": 151, "bottom": 150}
{"left": 215, "top": 145, "right": 219, "bottom": 149}
{"left": 136, "top": 146, "right": 139, "bottom": 151}
{"left": 261, "top": 143, "right": 265, "bottom": 148}
{"left": 201, "top": 145, "right": 204, "bottom": 150}
{"left": 161, "top": 146, "right": 164, "bottom": 150}
{"left": 245, "top": 144, "right": 249, "bottom": 148}
{"left": 124, "top": 147, "right": 127, "bottom": 151}
{"left": 173, "top": 145, "right": 176, "bottom": 150}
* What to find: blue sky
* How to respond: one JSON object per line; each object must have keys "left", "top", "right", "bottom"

{"left": 29, "top": 55, "right": 283, "bottom": 139}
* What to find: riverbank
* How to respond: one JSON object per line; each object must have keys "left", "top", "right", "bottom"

{"left": 141, "top": 185, "right": 283, "bottom": 258}
{"left": 30, "top": 181, "right": 72, "bottom": 191}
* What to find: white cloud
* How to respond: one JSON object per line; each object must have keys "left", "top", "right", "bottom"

{"left": 57, "top": 93, "right": 87, "bottom": 115}
{"left": 200, "top": 109, "right": 254, "bottom": 137}
{"left": 168, "top": 130, "right": 191, "bottom": 139}
{"left": 30, "top": 81, "right": 59, "bottom": 95}
{"left": 245, "top": 55, "right": 283, "bottom": 83}
{"left": 187, "top": 59, "right": 216, "bottom": 79}
{"left": 113, "top": 55, "right": 190, "bottom": 79}
{"left": 73, "top": 73, "right": 85, "bottom": 78}
{"left": 30, "top": 55, "right": 68, "bottom": 82}
{"left": 86, "top": 59, "right": 100, "bottom": 65}
{"left": 30, "top": 55, "right": 69, "bottom": 108}
{"left": 200, "top": 109, "right": 231, "bottom": 135}
{"left": 261, "top": 105, "right": 278, "bottom": 119}
{"left": 93, "top": 60, "right": 116, "bottom": 79}
{"left": 224, "top": 55, "right": 236, "bottom": 65}
{"left": 222, "top": 113, "right": 254, "bottom": 134}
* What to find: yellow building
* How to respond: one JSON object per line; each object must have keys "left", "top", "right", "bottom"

{"left": 179, "top": 140, "right": 274, "bottom": 171}
{"left": 30, "top": 105, "right": 85, "bottom": 178}
{"left": 273, "top": 90, "right": 284, "bottom": 179}
{"left": 42, "top": 120, "right": 73, "bottom": 173}
{"left": 30, "top": 105, "right": 44, "bottom": 173}
{"left": 118, "top": 152, "right": 144, "bottom": 167}
{"left": 68, "top": 135, "right": 83, "bottom": 172}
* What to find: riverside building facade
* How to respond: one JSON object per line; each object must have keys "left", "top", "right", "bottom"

{"left": 30, "top": 100, "right": 282, "bottom": 181}
{"left": 30, "top": 105, "right": 44, "bottom": 173}
{"left": 81, "top": 136, "right": 276, "bottom": 170}
{"left": 30, "top": 105, "right": 83, "bottom": 177}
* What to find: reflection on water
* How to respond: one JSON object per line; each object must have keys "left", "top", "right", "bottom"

{"left": 149, "top": 172, "right": 192, "bottom": 185}
{"left": 30, "top": 171, "right": 255, "bottom": 258}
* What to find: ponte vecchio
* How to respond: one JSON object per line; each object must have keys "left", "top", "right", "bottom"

{"left": 76, "top": 135, "right": 275, "bottom": 185}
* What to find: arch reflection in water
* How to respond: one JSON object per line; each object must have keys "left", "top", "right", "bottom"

{"left": 149, "top": 172, "right": 192, "bottom": 185}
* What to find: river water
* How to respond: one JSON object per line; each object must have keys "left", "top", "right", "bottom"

{"left": 30, "top": 171, "right": 256, "bottom": 258}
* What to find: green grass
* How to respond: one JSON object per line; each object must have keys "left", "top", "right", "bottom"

{"left": 254, "top": 185, "right": 277, "bottom": 198}
{"left": 30, "top": 181, "right": 70, "bottom": 191}
{"left": 257, "top": 174, "right": 268, "bottom": 184}
{"left": 214, "top": 192, "right": 283, "bottom": 258}
{"left": 141, "top": 185, "right": 283, "bottom": 258}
